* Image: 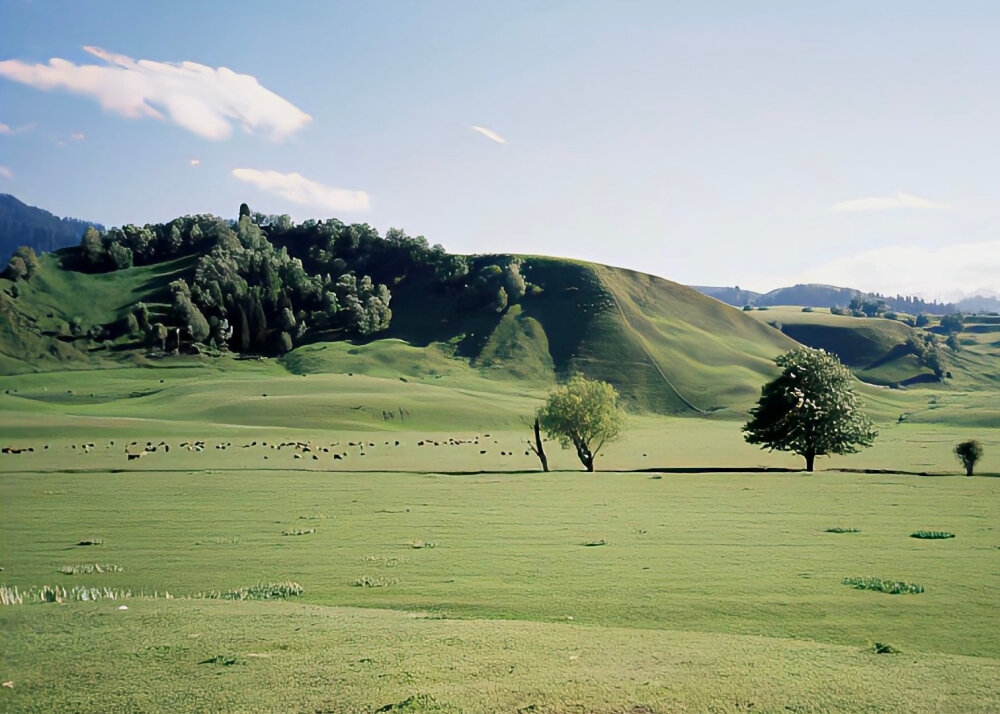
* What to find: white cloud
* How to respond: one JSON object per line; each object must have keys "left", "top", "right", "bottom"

{"left": 0, "top": 165, "right": 12, "bottom": 179}
{"left": 472, "top": 125, "right": 506, "bottom": 144}
{"left": 833, "top": 192, "right": 948, "bottom": 213}
{"left": 232, "top": 168, "right": 369, "bottom": 213}
{"left": 189, "top": 159, "right": 200, "bottom": 166}
{"left": 0, "top": 46, "right": 311, "bottom": 141}
{"left": 70, "top": 132, "right": 85, "bottom": 141}
{"left": 792, "top": 240, "right": 1000, "bottom": 301}
{"left": 0, "top": 121, "right": 36, "bottom": 135}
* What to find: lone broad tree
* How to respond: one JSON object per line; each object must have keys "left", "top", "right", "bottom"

{"left": 743, "top": 347, "right": 877, "bottom": 471}
{"left": 537, "top": 375, "right": 625, "bottom": 471}
{"left": 954, "top": 440, "right": 984, "bottom": 476}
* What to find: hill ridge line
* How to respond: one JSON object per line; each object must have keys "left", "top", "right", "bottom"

{"left": 596, "top": 268, "right": 710, "bottom": 414}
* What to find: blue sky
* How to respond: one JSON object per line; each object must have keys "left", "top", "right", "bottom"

{"left": 1, "top": 0, "right": 998, "bottom": 299}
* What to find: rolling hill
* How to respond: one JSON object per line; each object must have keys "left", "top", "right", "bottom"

{"left": 747, "top": 306, "right": 1000, "bottom": 393}
{"left": 1, "top": 206, "right": 996, "bottom": 426}
{"left": 0, "top": 248, "right": 797, "bottom": 415}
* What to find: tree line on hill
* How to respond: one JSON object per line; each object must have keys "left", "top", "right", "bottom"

{"left": 7, "top": 203, "right": 534, "bottom": 356}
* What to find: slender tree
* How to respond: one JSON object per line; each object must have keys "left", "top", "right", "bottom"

{"left": 527, "top": 417, "right": 549, "bottom": 472}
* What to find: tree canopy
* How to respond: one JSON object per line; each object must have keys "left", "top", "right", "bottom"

{"left": 954, "top": 440, "right": 983, "bottom": 476}
{"left": 743, "top": 347, "right": 877, "bottom": 471}
{"left": 69, "top": 204, "right": 537, "bottom": 355}
{"left": 537, "top": 374, "right": 625, "bottom": 472}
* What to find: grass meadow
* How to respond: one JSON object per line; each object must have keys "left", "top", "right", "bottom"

{"left": 1, "top": 365, "right": 999, "bottom": 712}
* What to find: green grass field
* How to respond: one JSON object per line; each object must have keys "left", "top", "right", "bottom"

{"left": 2, "top": 362, "right": 999, "bottom": 712}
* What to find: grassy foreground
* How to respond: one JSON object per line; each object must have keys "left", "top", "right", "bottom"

{"left": 3, "top": 453, "right": 1000, "bottom": 711}
{"left": 1, "top": 361, "right": 999, "bottom": 712}
{"left": 4, "top": 600, "right": 1000, "bottom": 713}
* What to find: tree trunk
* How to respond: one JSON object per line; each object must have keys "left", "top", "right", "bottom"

{"left": 966, "top": 464, "right": 974, "bottom": 476}
{"left": 575, "top": 441, "right": 595, "bottom": 472}
{"left": 804, "top": 452, "right": 815, "bottom": 472}
{"left": 530, "top": 419, "right": 549, "bottom": 472}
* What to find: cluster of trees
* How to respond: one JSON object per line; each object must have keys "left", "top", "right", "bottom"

{"left": 905, "top": 333, "right": 946, "bottom": 378}
{"left": 73, "top": 204, "right": 537, "bottom": 355}
{"left": 868, "top": 292, "right": 958, "bottom": 315}
{"left": 538, "top": 348, "right": 983, "bottom": 476}
{"left": 847, "top": 295, "right": 890, "bottom": 318}
{"left": 4, "top": 245, "right": 40, "bottom": 283}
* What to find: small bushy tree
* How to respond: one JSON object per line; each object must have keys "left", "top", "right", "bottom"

{"left": 954, "top": 440, "right": 983, "bottom": 476}
{"left": 743, "top": 348, "right": 877, "bottom": 471}
{"left": 537, "top": 375, "right": 625, "bottom": 472}
{"left": 108, "top": 242, "right": 133, "bottom": 270}
{"left": 81, "top": 227, "right": 105, "bottom": 267}
{"left": 12, "top": 246, "right": 40, "bottom": 278}
{"left": 940, "top": 313, "right": 964, "bottom": 333}
{"left": 6, "top": 255, "right": 27, "bottom": 280}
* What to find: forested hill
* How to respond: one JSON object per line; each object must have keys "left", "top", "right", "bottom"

{"left": 0, "top": 194, "right": 104, "bottom": 262}
{"left": 0, "top": 203, "right": 798, "bottom": 413}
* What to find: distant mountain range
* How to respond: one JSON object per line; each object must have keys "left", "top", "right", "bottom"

{"left": 0, "top": 194, "right": 104, "bottom": 263}
{"left": 693, "top": 284, "right": 1000, "bottom": 315}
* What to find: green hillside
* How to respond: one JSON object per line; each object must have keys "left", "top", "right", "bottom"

{"left": 2, "top": 211, "right": 996, "bottom": 425}
{"left": 748, "top": 307, "right": 1000, "bottom": 392}
{"left": 262, "top": 256, "right": 801, "bottom": 414}
{"left": 0, "top": 252, "right": 194, "bottom": 374}
{"left": 0, "top": 247, "right": 801, "bottom": 415}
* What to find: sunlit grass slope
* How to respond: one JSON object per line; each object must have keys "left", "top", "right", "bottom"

{"left": 748, "top": 306, "right": 1000, "bottom": 392}
{"left": 0, "top": 252, "right": 194, "bottom": 373}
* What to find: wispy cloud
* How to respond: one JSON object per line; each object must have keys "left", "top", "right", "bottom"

{"left": 0, "top": 46, "right": 311, "bottom": 141}
{"left": 793, "top": 240, "right": 1000, "bottom": 301}
{"left": 0, "top": 121, "right": 36, "bottom": 135}
{"left": 189, "top": 159, "right": 200, "bottom": 166}
{"left": 70, "top": 132, "right": 85, "bottom": 141}
{"left": 833, "top": 192, "right": 948, "bottom": 213}
{"left": 232, "top": 168, "right": 369, "bottom": 212}
{"left": 0, "top": 166, "right": 13, "bottom": 179}
{"left": 472, "top": 125, "right": 506, "bottom": 144}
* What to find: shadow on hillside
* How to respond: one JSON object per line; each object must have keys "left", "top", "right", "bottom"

{"left": 864, "top": 342, "right": 911, "bottom": 370}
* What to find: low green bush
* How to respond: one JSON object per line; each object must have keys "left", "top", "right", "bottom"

{"left": 910, "top": 531, "right": 955, "bottom": 539}
{"left": 842, "top": 577, "right": 923, "bottom": 594}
